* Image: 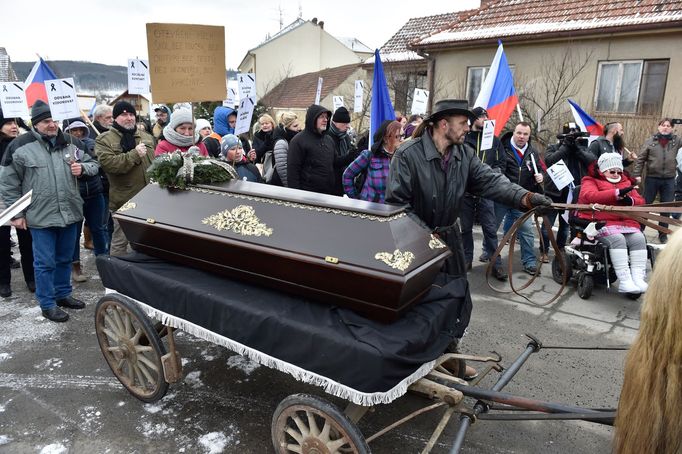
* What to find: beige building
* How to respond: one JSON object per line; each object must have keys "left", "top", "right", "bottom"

{"left": 406, "top": 0, "right": 682, "bottom": 143}
{"left": 109, "top": 90, "right": 151, "bottom": 119}
{"left": 238, "top": 18, "right": 372, "bottom": 98}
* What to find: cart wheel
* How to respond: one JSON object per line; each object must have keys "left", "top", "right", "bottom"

{"left": 577, "top": 273, "right": 593, "bottom": 299}
{"left": 95, "top": 295, "right": 169, "bottom": 403}
{"left": 271, "top": 393, "right": 369, "bottom": 454}
{"left": 551, "top": 254, "right": 572, "bottom": 285}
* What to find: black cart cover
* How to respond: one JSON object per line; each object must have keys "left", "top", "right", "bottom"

{"left": 97, "top": 254, "right": 471, "bottom": 405}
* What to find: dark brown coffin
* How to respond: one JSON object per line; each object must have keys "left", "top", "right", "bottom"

{"left": 113, "top": 181, "right": 451, "bottom": 322}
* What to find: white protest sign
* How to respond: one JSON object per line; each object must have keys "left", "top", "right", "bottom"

{"left": 332, "top": 96, "right": 344, "bottom": 112}
{"left": 44, "top": 78, "right": 80, "bottom": 121}
{"left": 224, "top": 86, "right": 238, "bottom": 107}
{"left": 481, "top": 119, "right": 495, "bottom": 150}
{"left": 0, "top": 82, "right": 29, "bottom": 118}
{"left": 234, "top": 97, "right": 255, "bottom": 136}
{"left": 547, "top": 159, "right": 575, "bottom": 191}
{"left": 353, "top": 80, "right": 364, "bottom": 113}
{"left": 237, "top": 73, "right": 256, "bottom": 101}
{"left": 314, "top": 77, "right": 323, "bottom": 104}
{"left": 127, "top": 58, "right": 150, "bottom": 94}
{"left": 410, "top": 88, "right": 429, "bottom": 115}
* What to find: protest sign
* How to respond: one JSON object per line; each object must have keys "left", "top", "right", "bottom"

{"left": 128, "top": 59, "right": 150, "bottom": 94}
{"left": 146, "top": 23, "right": 226, "bottom": 103}
{"left": 315, "top": 77, "right": 323, "bottom": 104}
{"left": 547, "top": 159, "right": 575, "bottom": 191}
{"left": 44, "top": 78, "right": 80, "bottom": 121}
{"left": 234, "top": 97, "right": 255, "bottom": 136}
{"left": 0, "top": 82, "right": 29, "bottom": 118}
{"left": 354, "top": 80, "right": 364, "bottom": 113}
{"left": 332, "top": 96, "right": 344, "bottom": 112}
{"left": 237, "top": 73, "right": 256, "bottom": 101}
{"left": 481, "top": 120, "right": 496, "bottom": 150}
{"left": 410, "top": 88, "right": 429, "bottom": 115}
{"left": 225, "top": 86, "right": 238, "bottom": 107}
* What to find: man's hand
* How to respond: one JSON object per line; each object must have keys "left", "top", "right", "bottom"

{"left": 635, "top": 176, "right": 642, "bottom": 184}
{"left": 135, "top": 143, "right": 148, "bottom": 157}
{"left": 11, "top": 218, "right": 26, "bottom": 230}
{"left": 534, "top": 173, "right": 544, "bottom": 184}
{"left": 70, "top": 162, "right": 83, "bottom": 176}
{"left": 624, "top": 148, "right": 637, "bottom": 161}
{"left": 522, "top": 192, "right": 553, "bottom": 211}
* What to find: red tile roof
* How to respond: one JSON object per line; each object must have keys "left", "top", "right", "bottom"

{"left": 415, "top": 0, "right": 682, "bottom": 48}
{"left": 261, "top": 64, "right": 360, "bottom": 109}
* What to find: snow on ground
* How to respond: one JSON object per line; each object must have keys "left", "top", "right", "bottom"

{"left": 226, "top": 355, "right": 260, "bottom": 376}
{"left": 198, "top": 428, "right": 240, "bottom": 454}
{"left": 39, "top": 443, "right": 68, "bottom": 454}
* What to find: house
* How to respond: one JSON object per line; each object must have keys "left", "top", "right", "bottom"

{"left": 238, "top": 18, "right": 372, "bottom": 98}
{"left": 109, "top": 90, "right": 151, "bottom": 119}
{"left": 260, "top": 64, "right": 365, "bottom": 130}
{"left": 0, "top": 47, "right": 18, "bottom": 82}
{"left": 409, "top": 0, "right": 682, "bottom": 139}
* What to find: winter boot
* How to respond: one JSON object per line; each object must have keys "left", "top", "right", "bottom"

{"left": 609, "top": 249, "right": 640, "bottom": 294}
{"left": 71, "top": 262, "right": 88, "bottom": 283}
{"left": 83, "top": 226, "right": 94, "bottom": 250}
{"left": 629, "top": 249, "right": 649, "bottom": 292}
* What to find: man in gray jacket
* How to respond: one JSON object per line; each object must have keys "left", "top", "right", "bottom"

{"left": 0, "top": 100, "right": 100, "bottom": 322}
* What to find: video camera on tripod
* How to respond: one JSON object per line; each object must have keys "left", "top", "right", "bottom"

{"left": 557, "top": 122, "right": 589, "bottom": 146}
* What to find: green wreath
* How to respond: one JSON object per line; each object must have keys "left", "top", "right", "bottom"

{"left": 147, "top": 151, "right": 237, "bottom": 189}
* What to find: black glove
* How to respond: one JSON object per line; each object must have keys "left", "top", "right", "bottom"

{"left": 618, "top": 186, "right": 635, "bottom": 197}
{"left": 523, "top": 192, "right": 554, "bottom": 214}
{"left": 563, "top": 134, "right": 576, "bottom": 146}
{"left": 622, "top": 195, "right": 634, "bottom": 206}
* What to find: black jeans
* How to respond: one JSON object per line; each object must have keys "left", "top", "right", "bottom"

{"left": 0, "top": 226, "right": 34, "bottom": 286}
{"left": 643, "top": 176, "right": 675, "bottom": 229}
{"left": 460, "top": 194, "right": 502, "bottom": 266}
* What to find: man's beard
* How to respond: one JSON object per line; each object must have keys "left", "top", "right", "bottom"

{"left": 613, "top": 133, "right": 624, "bottom": 151}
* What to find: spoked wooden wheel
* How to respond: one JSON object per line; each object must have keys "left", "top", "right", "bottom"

{"left": 95, "top": 295, "right": 168, "bottom": 402}
{"left": 272, "top": 394, "right": 369, "bottom": 454}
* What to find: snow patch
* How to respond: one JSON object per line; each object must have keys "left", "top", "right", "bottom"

{"left": 143, "top": 403, "right": 164, "bottom": 414}
{"left": 39, "top": 443, "right": 68, "bottom": 454}
{"left": 198, "top": 429, "right": 240, "bottom": 454}
{"left": 0, "top": 353, "right": 11, "bottom": 363}
{"left": 185, "top": 371, "right": 204, "bottom": 388}
{"left": 226, "top": 355, "right": 260, "bottom": 376}
{"left": 0, "top": 304, "right": 60, "bottom": 347}
{"left": 139, "top": 421, "right": 175, "bottom": 437}
{"left": 34, "top": 358, "right": 63, "bottom": 371}
{"left": 78, "top": 406, "right": 102, "bottom": 433}
{"left": 0, "top": 435, "right": 10, "bottom": 445}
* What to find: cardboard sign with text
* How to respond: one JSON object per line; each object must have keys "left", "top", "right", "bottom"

{"left": 44, "top": 78, "right": 80, "bottom": 121}
{"left": 0, "top": 82, "right": 29, "bottom": 118}
{"left": 146, "top": 23, "right": 226, "bottom": 103}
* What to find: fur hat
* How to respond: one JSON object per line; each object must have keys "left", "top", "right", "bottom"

{"left": 113, "top": 101, "right": 136, "bottom": 119}
{"left": 220, "top": 134, "right": 241, "bottom": 156}
{"left": 195, "top": 118, "right": 211, "bottom": 132}
{"left": 598, "top": 152, "right": 623, "bottom": 173}
{"left": 31, "top": 100, "right": 52, "bottom": 125}
{"left": 168, "top": 109, "right": 192, "bottom": 131}
{"left": 332, "top": 106, "right": 351, "bottom": 124}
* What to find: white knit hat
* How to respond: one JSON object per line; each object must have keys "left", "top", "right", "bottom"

{"left": 195, "top": 118, "right": 211, "bottom": 132}
{"left": 597, "top": 152, "right": 623, "bottom": 173}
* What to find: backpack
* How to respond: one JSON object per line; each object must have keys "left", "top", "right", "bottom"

{"left": 262, "top": 150, "right": 275, "bottom": 183}
{"left": 353, "top": 149, "right": 372, "bottom": 196}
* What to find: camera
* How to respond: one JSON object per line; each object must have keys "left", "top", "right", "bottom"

{"left": 671, "top": 118, "right": 682, "bottom": 125}
{"left": 556, "top": 131, "right": 589, "bottom": 140}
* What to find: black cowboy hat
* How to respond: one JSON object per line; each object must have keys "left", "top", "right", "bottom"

{"left": 424, "top": 99, "right": 477, "bottom": 123}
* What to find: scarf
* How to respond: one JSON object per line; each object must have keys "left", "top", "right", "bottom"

{"left": 283, "top": 127, "right": 299, "bottom": 143}
{"left": 656, "top": 133, "right": 672, "bottom": 148}
{"left": 112, "top": 122, "right": 137, "bottom": 151}
{"left": 329, "top": 123, "right": 350, "bottom": 158}
{"left": 163, "top": 124, "right": 198, "bottom": 148}
{"left": 510, "top": 137, "right": 528, "bottom": 165}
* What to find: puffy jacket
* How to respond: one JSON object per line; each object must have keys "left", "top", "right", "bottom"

{"left": 463, "top": 130, "right": 505, "bottom": 173}
{"left": 633, "top": 134, "right": 680, "bottom": 179}
{"left": 287, "top": 104, "right": 335, "bottom": 194}
{"left": 69, "top": 134, "right": 104, "bottom": 199}
{"left": 0, "top": 130, "right": 99, "bottom": 228}
{"left": 500, "top": 132, "right": 543, "bottom": 192}
{"left": 577, "top": 172, "right": 644, "bottom": 229}
{"left": 588, "top": 136, "right": 633, "bottom": 168}
{"left": 154, "top": 139, "right": 209, "bottom": 157}
{"left": 95, "top": 127, "right": 155, "bottom": 211}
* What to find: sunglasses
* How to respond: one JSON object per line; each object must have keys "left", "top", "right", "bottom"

{"left": 606, "top": 169, "right": 623, "bottom": 175}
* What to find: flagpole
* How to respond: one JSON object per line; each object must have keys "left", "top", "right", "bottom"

{"left": 516, "top": 103, "right": 524, "bottom": 121}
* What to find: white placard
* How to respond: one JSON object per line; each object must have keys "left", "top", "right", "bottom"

{"left": 410, "top": 88, "right": 429, "bottom": 115}
{"left": 44, "top": 78, "right": 80, "bottom": 121}
{"left": 127, "top": 58, "right": 150, "bottom": 94}
{"left": 481, "top": 119, "right": 495, "bottom": 150}
{"left": 237, "top": 73, "right": 256, "bottom": 101}
{"left": 332, "top": 96, "right": 344, "bottom": 112}
{"left": 0, "top": 82, "right": 29, "bottom": 118}
{"left": 314, "top": 77, "right": 323, "bottom": 104}
{"left": 353, "top": 80, "right": 364, "bottom": 113}
{"left": 234, "top": 97, "right": 255, "bottom": 136}
{"left": 547, "top": 159, "right": 575, "bottom": 191}
{"left": 225, "top": 87, "right": 238, "bottom": 107}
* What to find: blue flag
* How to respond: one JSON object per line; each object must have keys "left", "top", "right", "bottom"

{"left": 369, "top": 49, "right": 395, "bottom": 147}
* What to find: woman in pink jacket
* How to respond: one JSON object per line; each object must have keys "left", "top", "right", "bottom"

{"left": 154, "top": 108, "right": 208, "bottom": 157}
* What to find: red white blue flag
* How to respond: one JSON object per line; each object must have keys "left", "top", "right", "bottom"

{"left": 567, "top": 99, "right": 603, "bottom": 140}
{"left": 24, "top": 58, "right": 58, "bottom": 108}
{"left": 474, "top": 41, "right": 518, "bottom": 135}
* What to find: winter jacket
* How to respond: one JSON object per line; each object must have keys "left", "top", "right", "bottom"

{"left": 95, "top": 127, "right": 155, "bottom": 211}
{"left": 588, "top": 136, "right": 633, "bottom": 168}
{"left": 224, "top": 157, "right": 263, "bottom": 183}
{"left": 326, "top": 126, "right": 359, "bottom": 196}
{"left": 154, "top": 139, "right": 209, "bottom": 157}
{"left": 67, "top": 133, "right": 104, "bottom": 199}
{"left": 342, "top": 148, "right": 391, "bottom": 203}
{"left": 287, "top": 105, "right": 335, "bottom": 194}
{"left": 577, "top": 172, "right": 644, "bottom": 229}
{"left": 633, "top": 134, "right": 681, "bottom": 179}
{"left": 463, "top": 130, "right": 505, "bottom": 173}
{"left": 203, "top": 136, "right": 221, "bottom": 158}
{"left": 0, "top": 130, "right": 99, "bottom": 228}
{"left": 152, "top": 105, "right": 171, "bottom": 139}
{"left": 252, "top": 129, "right": 276, "bottom": 164}
{"left": 212, "top": 106, "right": 251, "bottom": 152}
{"left": 543, "top": 141, "right": 596, "bottom": 201}
{"left": 500, "top": 133, "right": 543, "bottom": 192}
{"left": 386, "top": 129, "right": 529, "bottom": 278}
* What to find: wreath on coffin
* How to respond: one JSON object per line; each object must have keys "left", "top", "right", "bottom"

{"left": 146, "top": 148, "right": 238, "bottom": 189}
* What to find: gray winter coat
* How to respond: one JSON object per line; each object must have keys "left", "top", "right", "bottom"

{"left": 273, "top": 138, "right": 289, "bottom": 187}
{"left": 0, "top": 130, "right": 99, "bottom": 228}
{"left": 633, "top": 134, "right": 681, "bottom": 179}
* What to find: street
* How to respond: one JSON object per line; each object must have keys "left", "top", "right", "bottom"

{"left": 0, "top": 227, "right": 642, "bottom": 454}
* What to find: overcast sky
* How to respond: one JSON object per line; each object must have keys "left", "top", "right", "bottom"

{"left": 4, "top": 0, "right": 480, "bottom": 69}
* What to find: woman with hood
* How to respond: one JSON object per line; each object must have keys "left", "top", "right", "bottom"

{"left": 154, "top": 109, "right": 209, "bottom": 157}
{"left": 213, "top": 106, "right": 252, "bottom": 153}
{"left": 270, "top": 111, "right": 302, "bottom": 186}
{"left": 576, "top": 153, "right": 647, "bottom": 295}
{"left": 342, "top": 120, "right": 401, "bottom": 203}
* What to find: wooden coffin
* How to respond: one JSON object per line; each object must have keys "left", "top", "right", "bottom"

{"left": 113, "top": 181, "right": 451, "bottom": 323}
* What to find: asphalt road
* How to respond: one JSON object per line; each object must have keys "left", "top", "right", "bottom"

{"left": 0, "top": 228, "right": 646, "bottom": 454}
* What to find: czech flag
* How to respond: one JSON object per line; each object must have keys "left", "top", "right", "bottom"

{"left": 24, "top": 58, "right": 58, "bottom": 108}
{"left": 567, "top": 99, "right": 603, "bottom": 140}
{"left": 369, "top": 49, "right": 395, "bottom": 147}
{"left": 474, "top": 40, "right": 518, "bottom": 136}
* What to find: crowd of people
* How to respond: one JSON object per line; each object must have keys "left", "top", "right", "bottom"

{"left": 0, "top": 97, "right": 679, "bottom": 323}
